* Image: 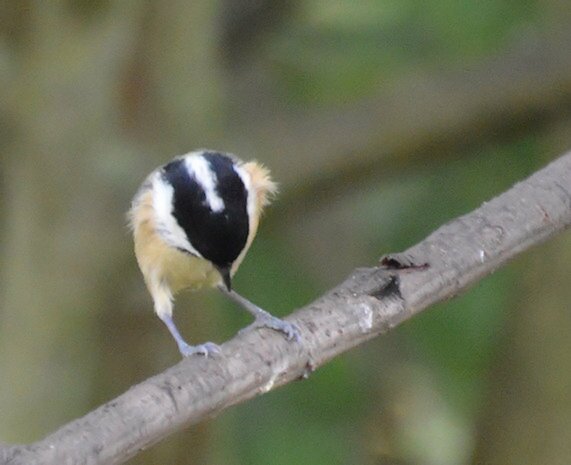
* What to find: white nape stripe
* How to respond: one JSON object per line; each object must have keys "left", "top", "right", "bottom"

{"left": 151, "top": 172, "right": 202, "bottom": 257}
{"left": 234, "top": 164, "right": 255, "bottom": 221}
{"left": 185, "top": 154, "right": 225, "bottom": 213}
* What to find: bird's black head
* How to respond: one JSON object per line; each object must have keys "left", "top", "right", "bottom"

{"left": 161, "top": 151, "right": 250, "bottom": 288}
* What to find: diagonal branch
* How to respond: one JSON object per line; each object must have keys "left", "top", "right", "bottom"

{"left": 3, "top": 152, "right": 571, "bottom": 465}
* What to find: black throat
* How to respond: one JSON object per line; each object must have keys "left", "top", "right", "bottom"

{"left": 162, "top": 153, "right": 250, "bottom": 270}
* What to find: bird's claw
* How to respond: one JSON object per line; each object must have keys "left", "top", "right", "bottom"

{"left": 240, "top": 315, "right": 301, "bottom": 342}
{"left": 178, "top": 341, "right": 221, "bottom": 358}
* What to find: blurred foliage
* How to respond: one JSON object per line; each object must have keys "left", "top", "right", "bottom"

{"left": 266, "top": 0, "right": 541, "bottom": 103}
{"left": 1, "top": 1, "right": 571, "bottom": 465}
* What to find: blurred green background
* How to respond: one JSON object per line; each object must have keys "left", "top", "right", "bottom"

{"left": 1, "top": 1, "right": 571, "bottom": 464}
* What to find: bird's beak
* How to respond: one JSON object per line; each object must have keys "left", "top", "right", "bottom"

{"left": 217, "top": 266, "right": 232, "bottom": 291}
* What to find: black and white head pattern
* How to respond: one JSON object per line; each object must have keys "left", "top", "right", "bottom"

{"left": 152, "top": 151, "right": 251, "bottom": 270}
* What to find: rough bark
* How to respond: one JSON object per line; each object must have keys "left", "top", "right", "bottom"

{"left": 2, "top": 151, "right": 571, "bottom": 465}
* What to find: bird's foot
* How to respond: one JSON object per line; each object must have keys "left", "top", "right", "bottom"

{"left": 178, "top": 341, "right": 221, "bottom": 358}
{"left": 240, "top": 314, "right": 301, "bottom": 342}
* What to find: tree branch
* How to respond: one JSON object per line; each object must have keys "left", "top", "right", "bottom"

{"left": 3, "top": 152, "right": 571, "bottom": 465}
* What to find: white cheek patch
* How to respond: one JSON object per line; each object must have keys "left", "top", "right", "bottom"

{"left": 152, "top": 172, "right": 202, "bottom": 257}
{"left": 234, "top": 164, "right": 255, "bottom": 221}
{"left": 185, "top": 155, "right": 225, "bottom": 213}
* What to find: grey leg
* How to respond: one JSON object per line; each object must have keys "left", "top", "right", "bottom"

{"left": 219, "top": 287, "right": 300, "bottom": 341}
{"left": 159, "top": 313, "right": 221, "bottom": 357}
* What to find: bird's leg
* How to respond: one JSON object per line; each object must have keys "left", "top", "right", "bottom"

{"left": 152, "top": 279, "right": 220, "bottom": 357}
{"left": 159, "top": 313, "right": 221, "bottom": 357}
{"left": 218, "top": 287, "right": 300, "bottom": 341}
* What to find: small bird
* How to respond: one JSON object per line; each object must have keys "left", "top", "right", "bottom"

{"left": 129, "top": 150, "right": 300, "bottom": 357}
